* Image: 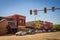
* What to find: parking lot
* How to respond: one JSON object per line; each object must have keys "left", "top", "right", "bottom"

{"left": 0, "top": 32, "right": 60, "bottom": 40}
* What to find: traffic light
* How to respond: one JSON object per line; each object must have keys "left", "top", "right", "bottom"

{"left": 52, "top": 7, "right": 55, "bottom": 12}
{"left": 34, "top": 9, "right": 37, "bottom": 15}
{"left": 44, "top": 7, "right": 47, "bottom": 13}
{"left": 30, "top": 9, "right": 32, "bottom": 15}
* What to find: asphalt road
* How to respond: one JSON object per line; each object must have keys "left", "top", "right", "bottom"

{"left": 0, "top": 32, "right": 60, "bottom": 40}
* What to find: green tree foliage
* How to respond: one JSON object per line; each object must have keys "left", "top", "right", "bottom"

{"left": 53, "top": 24, "right": 60, "bottom": 31}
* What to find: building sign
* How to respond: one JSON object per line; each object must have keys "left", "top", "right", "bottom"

{"left": 19, "top": 16, "right": 25, "bottom": 19}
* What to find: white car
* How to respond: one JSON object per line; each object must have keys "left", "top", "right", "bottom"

{"left": 16, "top": 31, "right": 27, "bottom": 36}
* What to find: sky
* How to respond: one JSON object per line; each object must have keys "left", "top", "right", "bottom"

{"left": 0, "top": 0, "right": 60, "bottom": 24}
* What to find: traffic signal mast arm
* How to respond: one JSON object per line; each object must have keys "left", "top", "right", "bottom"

{"left": 55, "top": 8, "right": 60, "bottom": 10}
{"left": 30, "top": 7, "right": 60, "bottom": 15}
{"left": 37, "top": 8, "right": 60, "bottom": 11}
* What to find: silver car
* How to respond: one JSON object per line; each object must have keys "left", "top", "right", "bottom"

{"left": 16, "top": 31, "right": 27, "bottom": 36}
{"left": 27, "top": 29, "right": 35, "bottom": 34}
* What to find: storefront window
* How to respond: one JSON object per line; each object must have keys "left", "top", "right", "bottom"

{"left": 20, "top": 19, "right": 25, "bottom": 24}
{"left": 20, "top": 19, "right": 22, "bottom": 24}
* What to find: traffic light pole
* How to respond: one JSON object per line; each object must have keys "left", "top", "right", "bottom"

{"left": 30, "top": 7, "right": 60, "bottom": 24}
{"left": 34, "top": 15, "right": 36, "bottom": 21}
{"left": 37, "top": 8, "right": 60, "bottom": 11}
{"left": 30, "top": 7, "right": 60, "bottom": 14}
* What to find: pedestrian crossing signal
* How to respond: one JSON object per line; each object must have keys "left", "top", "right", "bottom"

{"left": 34, "top": 9, "right": 37, "bottom": 15}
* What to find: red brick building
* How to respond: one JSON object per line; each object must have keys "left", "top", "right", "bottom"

{"left": 6, "top": 14, "right": 26, "bottom": 33}
{"left": 43, "top": 21, "right": 53, "bottom": 29}
{"left": 0, "top": 14, "right": 26, "bottom": 34}
{"left": 7, "top": 14, "right": 26, "bottom": 26}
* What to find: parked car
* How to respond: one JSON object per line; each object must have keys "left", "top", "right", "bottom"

{"left": 35, "top": 29, "right": 43, "bottom": 33}
{"left": 27, "top": 29, "right": 35, "bottom": 34}
{"left": 16, "top": 31, "right": 27, "bottom": 36}
{"left": 46, "top": 28, "right": 57, "bottom": 32}
{"left": 51, "top": 29, "right": 57, "bottom": 32}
